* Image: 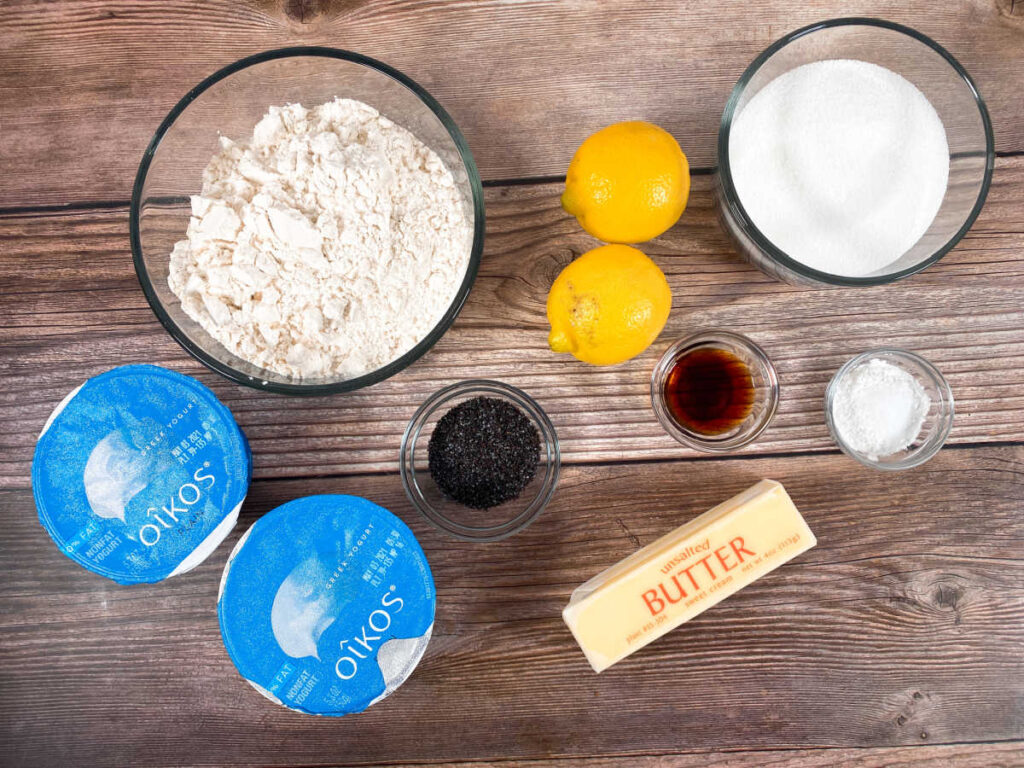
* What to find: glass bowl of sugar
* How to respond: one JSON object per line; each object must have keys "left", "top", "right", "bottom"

{"left": 717, "top": 18, "right": 994, "bottom": 287}
{"left": 825, "top": 349, "right": 954, "bottom": 470}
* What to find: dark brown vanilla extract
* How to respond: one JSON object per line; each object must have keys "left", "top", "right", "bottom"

{"left": 663, "top": 347, "right": 754, "bottom": 435}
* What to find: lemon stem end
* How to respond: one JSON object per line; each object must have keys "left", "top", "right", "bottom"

{"left": 548, "top": 329, "right": 574, "bottom": 354}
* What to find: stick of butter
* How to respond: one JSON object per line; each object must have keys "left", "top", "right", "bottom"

{"left": 563, "top": 479, "right": 815, "bottom": 672}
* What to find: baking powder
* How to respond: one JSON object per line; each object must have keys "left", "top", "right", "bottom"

{"left": 831, "top": 358, "right": 931, "bottom": 460}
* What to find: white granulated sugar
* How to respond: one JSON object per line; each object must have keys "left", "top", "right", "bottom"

{"left": 729, "top": 59, "right": 949, "bottom": 277}
{"left": 832, "top": 358, "right": 931, "bottom": 460}
{"left": 169, "top": 98, "right": 473, "bottom": 379}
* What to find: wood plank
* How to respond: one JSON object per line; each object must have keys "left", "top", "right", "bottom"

{"left": 2, "top": 447, "right": 1021, "bottom": 766}
{"left": 1, "top": 0, "right": 1022, "bottom": 207}
{"left": 389, "top": 743, "right": 1024, "bottom": 768}
{"left": 3, "top": 159, "right": 1023, "bottom": 487}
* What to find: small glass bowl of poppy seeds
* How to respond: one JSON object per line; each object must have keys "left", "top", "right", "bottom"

{"left": 400, "top": 380, "right": 560, "bottom": 541}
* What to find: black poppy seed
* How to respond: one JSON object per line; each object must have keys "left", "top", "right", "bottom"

{"left": 427, "top": 396, "right": 541, "bottom": 510}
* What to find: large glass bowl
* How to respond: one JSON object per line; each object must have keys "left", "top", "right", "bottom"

{"left": 717, "top": 18, "right": 994, "bottom": 287}
{"left": 130, "top": 48, "right": 485, "bottom": 394}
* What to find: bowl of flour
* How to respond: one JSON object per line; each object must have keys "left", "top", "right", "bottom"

{"left": 717, "top": 19, "right": 993, "bottom": 287}
{"left": 131, "top": 48, "right": 484, "bottom": 394}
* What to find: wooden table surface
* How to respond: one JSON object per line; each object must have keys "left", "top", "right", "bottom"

{"left": 2, "top": 2, "right": 1022, "bottom": 767}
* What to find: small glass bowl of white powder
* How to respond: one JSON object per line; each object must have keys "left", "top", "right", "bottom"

{"left": 717, "top": 19, "right": 993, "bottom": 287}
{"left": 825, "top": 349, "right": 954, "bottom": 470}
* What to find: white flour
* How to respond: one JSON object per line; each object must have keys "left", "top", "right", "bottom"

{"left": 169, "top": 98, "right": 473, "bottom": 379}
{"left": 729, "top": 59, "right": 949, "bottom": 277}
{"left": 832, "top": 358, "right": 931, "bottom": 460}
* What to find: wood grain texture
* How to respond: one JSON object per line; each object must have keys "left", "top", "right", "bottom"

{"left": 2, "top": 446, "right": 1022, "bottom": 767}
{"left": 1, "top": 0, "right": 1023, "bottom": 207}
{"left": 388, "top": 743, "right": 1024, "bottom": 768}
{"left": 3, "top": 5, "right": 1023, "bottom": 766}
{"left": 3, "top": 158, "right": 1023, "bottom": 487}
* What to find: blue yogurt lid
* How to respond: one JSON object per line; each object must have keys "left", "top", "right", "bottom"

{"left": 32, "top": 364, "right": 251, "bottom": 584}
{"left": 218, "top": 495, "right": 435, "bottom": 716}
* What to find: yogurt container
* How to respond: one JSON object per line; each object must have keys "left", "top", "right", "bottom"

{"left": 32, "top": 364, "right": 251, "bottom": 584}
{"left": 218, "top": 495, "right": 435, "bottom": 716}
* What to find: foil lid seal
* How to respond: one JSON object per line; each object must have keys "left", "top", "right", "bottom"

{"left": 218, "top": 495, "right": 435, "bottom": 716}
{"left": 32, "top": 364, "right": 251, "bottom": 584}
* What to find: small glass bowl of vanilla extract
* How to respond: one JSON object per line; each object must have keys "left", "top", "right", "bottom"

{"left": 651, "top": 330, "right": 779, "bottom": 452}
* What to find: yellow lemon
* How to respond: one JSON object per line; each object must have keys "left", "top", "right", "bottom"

{"left": 562, "top": 121, "right": 690, "bottom": 244}
{"left": 547, "top": 244, "right": 672, "bottom": 366}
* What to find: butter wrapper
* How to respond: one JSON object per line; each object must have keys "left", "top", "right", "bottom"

{"left": 563, "top": 480, "right": 815, "bottom": 672}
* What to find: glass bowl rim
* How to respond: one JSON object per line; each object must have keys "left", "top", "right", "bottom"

{"left": 129, "top": 46, "right": 486, "bottom": 395}
{"left": 650, "top": 329, "right": 780, "bottom": 452}
{"left": 716, "top": 16, "right": 995, "bottom": 287}
{"left": 399, "top": 379, "right": 561, "bottom": 542}
{"left": 824, "top": 347, "right": 955, "bottom": 470}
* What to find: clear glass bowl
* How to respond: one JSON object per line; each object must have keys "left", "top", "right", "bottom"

{"left": 400, "top": 380, "right": 560, "bottom": 542}
{"left": 651, "top": 330, "right": 779, "bottom": 452}
{"left": 130, "top": 47, "right": 485, "bottom": 395}
{"left": 717, "top": 18, "right": 994, "bottom": 287}
{"left": 825, "top": 348, "right": 954, "bottom": 470}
